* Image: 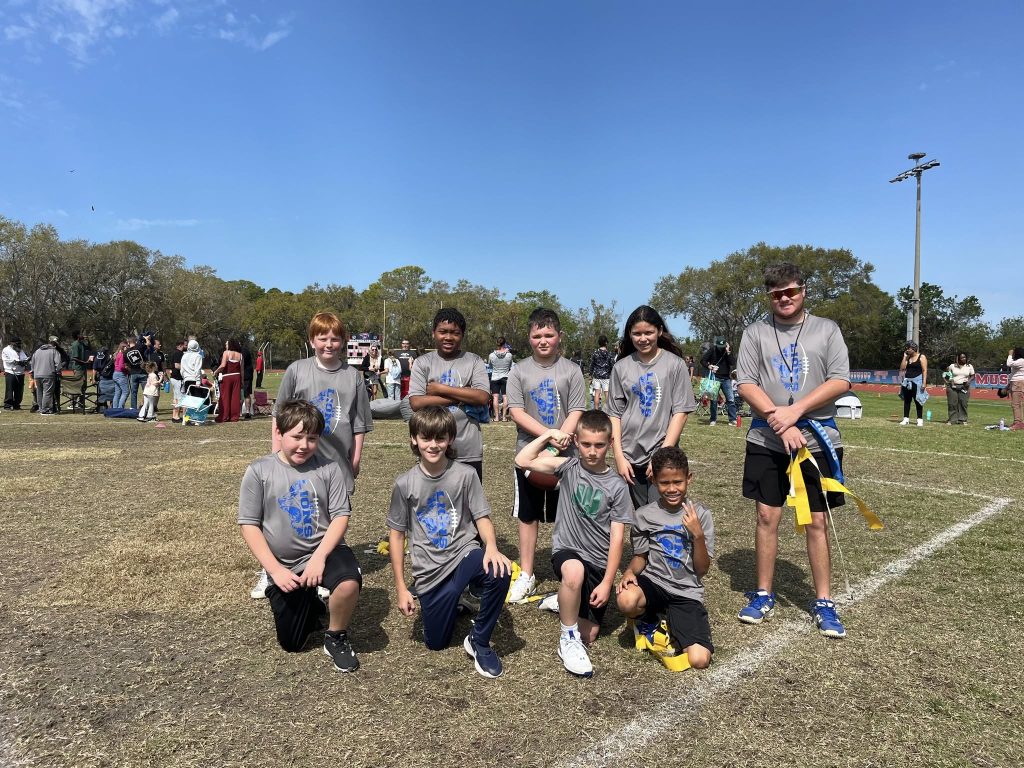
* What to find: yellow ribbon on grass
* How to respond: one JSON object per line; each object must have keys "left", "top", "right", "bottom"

{"left": 786, "top": 447, "right": 883, "bottom": 533}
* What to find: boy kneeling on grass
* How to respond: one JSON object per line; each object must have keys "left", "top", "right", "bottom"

{"left": 514, "top": 410, "right": 633, "bottom": 678}
{"left": 238, "top": 400, "right": 362, "bottom": 672}
{"left": 387, "top": 406, "right": 512, "bottom": 679}
{"left": 616, "top": 447, "right": 714, "bottom": 670}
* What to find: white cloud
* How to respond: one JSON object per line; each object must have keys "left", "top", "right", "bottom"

{"left": 116, "top": 217, "right": 200, "bottom": 231}
{"left": 153, "top": 6, "right": 178, "bottom": 33}
{"left": 3, "top": 1, "right": 293, "bottom": 63}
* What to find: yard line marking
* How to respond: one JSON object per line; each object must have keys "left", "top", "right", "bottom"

{"left": 855, "top": 476, "right": 1002, "bottom": 501}
{"left": 561, "top": 495, "right": 1015, "bottom": 768}
{"left": 845, "top": 443, "right": 1024, "bottom": 465}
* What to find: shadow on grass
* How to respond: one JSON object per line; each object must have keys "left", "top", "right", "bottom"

{"left": 716, "top": 548, "right": 815, "bottom": 609}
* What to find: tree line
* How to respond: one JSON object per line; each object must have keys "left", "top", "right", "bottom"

{"left": 2, "top": 216, "right": 1019, "bottom": 370}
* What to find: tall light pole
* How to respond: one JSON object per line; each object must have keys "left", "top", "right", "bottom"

{"left": 889, "top": 152, "right": 940, "bottom": 344}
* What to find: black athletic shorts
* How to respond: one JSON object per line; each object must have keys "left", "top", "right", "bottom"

{"left": 552, "top": 549, "right": 608, "bottom": 626}
{"left": 243, "top": 378, "right": 253, "bottom": 397}
{"left": 636, "top": 573, "right": 714, "bottom": 654}
{"left": 514, "top": 466, "right": 559, "bottom": 524}
{"left": 265, "top": 544, "right": 362, "bottom": 653}
{"left": 742, "top": 443, "right": 845, "bottom": 511}
{"left": 461, "top": 460, "right": 483, "bottom": 482}
{"left": 489, "top": 379, "right": 507, "bottom": 396}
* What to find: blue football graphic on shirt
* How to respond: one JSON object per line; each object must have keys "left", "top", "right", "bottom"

{"left": 654, "top": 524, "right": 688, "bottom": 571}
{"left": 278, "top": 479, "right": 317, "bottom": 539}
{"left": 529, "top": 377, "right": 559, "bottom": 426}
{"left": 416, "top": 490, "right": 457, "bottom": 549}
{"left": 631, "top": 372, "right": 661, "bottom": 418}
{"left": 314, "top": 388, "right": 338, "bottom": 435}
{"left": 771, "top": 342, "right": 805, "bottom": 395}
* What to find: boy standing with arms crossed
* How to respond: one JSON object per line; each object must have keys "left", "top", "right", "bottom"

{"left": 516, "top": 410, "right": 632, "bottom": 677}
{"left": 506, "top": 308, "right": 587, "bottom": 603}
{"left": 238, "top": 401, "right": 363, "bottom": 672}
{"left": 408, "top": 308, "right": 490, "bottom": 479}
{"left": 617, "top": 447, "right": 714, "bottom": 670}
{"left": 735, "top": 263, "right": 852, "bottom": 638}
{"left": 388, "top": 407, "right": 512, "bottom": 678}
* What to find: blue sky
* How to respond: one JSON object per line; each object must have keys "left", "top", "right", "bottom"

{"left": 2, "top": 1, "right": 1022, "bottom": 334}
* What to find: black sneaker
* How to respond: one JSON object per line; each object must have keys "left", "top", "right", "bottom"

{"left": 323, "top": 630, "right": 359, "bottom": 673}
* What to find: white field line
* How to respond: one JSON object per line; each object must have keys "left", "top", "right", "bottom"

{"left": 855, "top": 476, "right": 1003, "bottom": 501}
{"left": 561, "top": 494, "right": 1015, "bottom": 768}
{"left": 844, "top": 443, "right": 1024, "bottom": 465}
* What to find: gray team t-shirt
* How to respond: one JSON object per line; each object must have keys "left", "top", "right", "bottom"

{"left": 409, "top": 350, "right": 490, "bottom": 463}
{"left": 273, "top": 358, "right": 373, "bottom": 491}
{"left": 551, "top": 457, "right": 634, "bottom": 567}
{"left": 735, "top": 313, "right": 850, "bottom": 454}
{"left": 507, "top": 356, "right": 587, "bottom": 452}
{"left": 488, "top": 350, "right": 514, "bottom": 381}
{"left": 386, "top": 460, "right": 491, "bottom": 595}
{"left": 237, "top": 453, "right": 351, "bottom": 578}
{"left": 632, "top": 498, "right": 715, "bottom": 604}
{"left": 606, "top": 351, "right": 696, "bottom": 465}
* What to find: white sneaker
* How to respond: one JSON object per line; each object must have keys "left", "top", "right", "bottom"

{"left": 558, "top": 631, "right": 593, "bottom": 677}
{"left": 317, "top": 586, "right": 330, "bottom": 605}
{"left": 708, "top": 421, "right": 717, "bottom": 426}
{"left": 508, "top": 572, "right": 536, "bottom": 604}
{"left": 916, "top": 418, "right": 924, "bottom": 427}
{"left": 250, "top": 569, "right": 270, "bottom": 599}
{"left": 899, "top": 417, "right": 910, "bottom": 426}
{"left": 537, "top": 593, "right": 559, "bottom": 613}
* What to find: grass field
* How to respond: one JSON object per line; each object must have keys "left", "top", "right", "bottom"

{"left": 1, "top": 386, "right": 1022, "bottom": 768}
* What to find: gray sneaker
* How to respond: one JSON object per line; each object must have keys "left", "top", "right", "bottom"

{"left": 324, "top": 630, "right": 359, "bottom": 672}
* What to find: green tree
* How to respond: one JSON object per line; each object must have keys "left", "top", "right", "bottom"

{"left": 896, "top": 283, "right": 988, "bottom": 367}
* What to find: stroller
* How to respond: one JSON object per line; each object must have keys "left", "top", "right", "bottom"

{"left": 180, "top": 383, "right": 213, "bottom": 425}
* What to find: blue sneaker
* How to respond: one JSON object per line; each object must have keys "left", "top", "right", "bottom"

{"left": 738, "top": 590, "right": 776, "bottom": 624}
{"left": 463, "top": 635, "right": 503, "bottom": 679}
{"left": 811, "top": 599, "right": 847, "bottom": 638}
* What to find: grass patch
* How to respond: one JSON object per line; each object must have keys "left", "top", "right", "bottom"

{"left": 0, "top": 391, "right": 1020, "bottom": 768}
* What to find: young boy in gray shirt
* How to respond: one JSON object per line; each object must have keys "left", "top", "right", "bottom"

{"left": 617, "top": 446, "right": 714, "bottom": 671}
{"left": 506, "top": 307, "right": 587, "bottom": 604}
{"left": 387, "top": 406, "right": 512, "bottom": 679}
{"left": 238, "top": 400, "right": 363, "bottom": 672}
{"left": 735, "top": 262, "right": 852, "bottom": 639}
{"left": 408, "top": 308, "right": 490, "bottom": 479}
{"left": 516, "top": 410, "right": 633, "bottom": 678}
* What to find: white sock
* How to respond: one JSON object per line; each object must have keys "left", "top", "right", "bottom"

{"left": 560, "top": 622, "right": 578, "bottom": 637}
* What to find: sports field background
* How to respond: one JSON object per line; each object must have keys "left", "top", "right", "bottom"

{"left": 0, "top": 386, "right": 1021, "bottom": 767}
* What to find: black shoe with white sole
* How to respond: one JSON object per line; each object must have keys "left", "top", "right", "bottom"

{"left": 324, "top": 630, "right": 359, "bottom": 672}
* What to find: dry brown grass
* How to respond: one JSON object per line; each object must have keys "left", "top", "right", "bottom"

{"left": 1, "top": 400, "right": 1022, "bottom": 767}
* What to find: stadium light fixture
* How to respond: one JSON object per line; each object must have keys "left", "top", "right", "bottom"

{"left": 889, "top": 152, "right": 941, "bottom": 344}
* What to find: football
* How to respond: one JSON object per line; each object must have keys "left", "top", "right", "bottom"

{"left": 524, "top": 469, "right": 559, "bottom": 491}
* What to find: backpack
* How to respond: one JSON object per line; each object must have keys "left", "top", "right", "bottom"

{"left": 98, "top": 350, "right": 114, "bottom": 379}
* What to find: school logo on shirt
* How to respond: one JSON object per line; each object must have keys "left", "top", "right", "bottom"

{"left": 654, "top": 524, "right": 689, "bottom": 572}
{"left": 529, "top": 377, "right": 561, "bottom": 426}
{"left": 416, "top": 489, "right": 460, "bottom": 548}
{"left": 278, "top": 479, "right": 320, "bottom": 539}
{"left": 631, "top": 372, "right": 662, "bottom": 418}
{"left": 572, "top": 483, "right": 604, "bottom": 519}
{"left": 313, "top": 388, "right": 342, "bottom": 435}
{"left": 771, "top": 342, "right": 808, "bottom": 397}
{"left": 439, "top": 369, "right": 463, "bottom": 413}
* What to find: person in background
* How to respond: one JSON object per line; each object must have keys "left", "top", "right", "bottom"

{"left": 361, "top": 343, "right": 385, "bottom": 399}
{"left": 397, "top": 339, "right": 417, "bottom": 399}
{"left": 588, "top": 335, "right": 615, "bottom": 412}
{"left": 944, "top": 353, "right": 974, "bottom": 426}
{"left": 241, "top": 342, "right": 255, "bottom": 419}
{"left": 898, "top": 341, "right": 928, "bottom": 427}
{"left": 255, "top": 349, "right": 265, "bottom": 389}
{"left": 701, "top": 337, "right": 737, "bottom": 427}
{"left": 1007, "top": 346, "right": 1024, "bottom": 431}
{"left": 30, "top": 336, "right": 63, "bottom": 415}
{"left": 488, "top": 336, "right": 513, "bottom": 421}
{"left": 3, "top": 337, "right": 29, "bottom": 410}
{"left": 69, "top": 331, "right": 93, "bottom": 412}
{"left": 383, "top": 348, "right": 402, "bottom": 400}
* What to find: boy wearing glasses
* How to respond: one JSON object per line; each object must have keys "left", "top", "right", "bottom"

{"left": 734, "top": 263, "right": 853, "bottom": 639}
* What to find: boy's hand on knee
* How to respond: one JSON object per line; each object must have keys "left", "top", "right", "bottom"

{"left": 617, "top": 571, "right": 638, "bottom": 594}
{"left": 590, "top": 580, "right": 612, "bottom": 608}
{"left": 300, "top": 555, "right": 326, "bottom": 588}
{"left": 483, "top": 546, "right": 511, "bottom": 578}
{"left": 271, "top": 567, "right": 301, "bottom": 593}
